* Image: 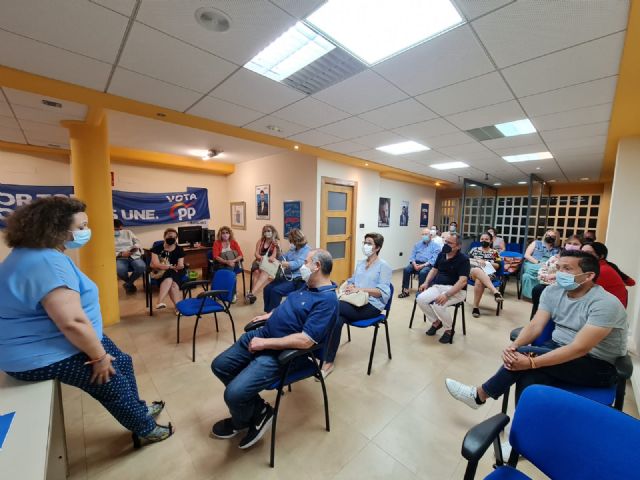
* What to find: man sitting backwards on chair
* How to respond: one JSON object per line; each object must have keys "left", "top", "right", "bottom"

{"left": 210, "top": 249, "right": 338, "bottom": 449}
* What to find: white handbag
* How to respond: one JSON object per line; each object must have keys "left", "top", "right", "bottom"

{"left": 259, "top": 255, "right": 281, "bottom": 279}
{"left": 338, "top": 281, "right": 369, "bottom": 307}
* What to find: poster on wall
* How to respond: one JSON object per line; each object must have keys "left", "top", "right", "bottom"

{"left": 230, "top": 201, "right": 246, "bottom": 230}
{"left": 400, "top": 200, "right": 409, "bottom": 226}
{"left": 419, "top": 203, "right": 430, "bottom": 227}
{"left": 256, "top": 184, "right": 270, "bottom": 220}
{"left": 0, "top": 183, "right": 74, "bottom": 228}
{"left": 283, "top": 201, "right": 301, "bottom": 236}
{"left": 378, "top": 197, "right": 390, "bottom": 227}
{"left": 112, "top": 188, "right": 210, "bottom": 226}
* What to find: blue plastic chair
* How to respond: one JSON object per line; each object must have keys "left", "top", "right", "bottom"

{"left": 176, "top": 269, "right": 237, "bottom": 362}
{"left": 467, "top": 260, "right": 505, "bottom": 316}
{"left": 499, "top": 251, "right": 524, "bottom": 299}
{"left": 461, "top": 385, "right": 640, "bottom": 480}
{"left": 344, "top": 284, "right": 394, "bottom": 375}
{"left": 467, "top": 241, "right": 482, "bottom": 253}
{"left": 206, "top": 250, "right": 246, "bottom": 300}
{"left": 505, "top": 242, "right": 523, "bottom": 253}
{"left": 144, "top": 240, "right": 189, "bottom": 316}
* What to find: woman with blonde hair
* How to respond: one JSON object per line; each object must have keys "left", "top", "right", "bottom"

{"left": 521, "top": 229, "right": 561, "bottom": 299}
{"left": 246, "top": 225, "right": 281, "bottom": 304}
{"left": 212, "top": 226, "right": 244, "bottom": 272}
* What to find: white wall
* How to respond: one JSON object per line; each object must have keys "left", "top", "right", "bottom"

{"left": 316, "top": 158, "right": 436, "bottom": 270}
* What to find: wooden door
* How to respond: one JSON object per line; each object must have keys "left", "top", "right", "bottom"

{"left": 320, "top": 178, "right": 355, "bottom": 286}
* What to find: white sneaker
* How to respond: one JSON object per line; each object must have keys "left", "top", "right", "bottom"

{"left": 445, "top": 378, "right": 482, "bottom": 410}
{"left": 498, "top": 440, "right": 512, "bottom": 461}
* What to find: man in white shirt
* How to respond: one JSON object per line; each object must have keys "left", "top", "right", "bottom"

{"left": 114, "top": 219, "right": 145, "bottom": 294}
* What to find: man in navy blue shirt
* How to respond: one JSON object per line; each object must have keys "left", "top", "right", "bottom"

{"left": 399, "top": 228, "right": 442, "bottom": 298}
{"left": 210, "top": 249, "right": 338, "bottom": 449}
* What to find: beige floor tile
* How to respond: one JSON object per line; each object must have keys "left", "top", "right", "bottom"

{"left": 333, "top": 442, "right": 418, "bottom": 480}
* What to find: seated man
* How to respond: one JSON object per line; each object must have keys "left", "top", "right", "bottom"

{"left": 210, "top": 249, "right": 338, "bottom": 449}
{"left": 398, "top": 228, "right": 442, "bottom": 298}
{"left": 416, "top": 233, "right": 469, "bottom": 344}
{"left": 445, "top": 250, "right": 627, "bottom": 409}
{"left": 113, "top": 219, "right": 145, "bottom": 294}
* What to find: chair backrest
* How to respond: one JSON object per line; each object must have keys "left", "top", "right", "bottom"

{"left": 532, "top": 320, "right": 555, "bottom": 346}
{"left": 384, "top": 284, "right": 395, "bottom": 314}
{"left": 467, "top": 241, "right": 481, "bottom": 253}
{"left": 506, "top": 242, "right": 522, "bottom": 253}
{"left": 510, "top": 385, "right": 640, "bottom": 480}
{"left": 211, "top": 269, "right": 236, "bottom": 303}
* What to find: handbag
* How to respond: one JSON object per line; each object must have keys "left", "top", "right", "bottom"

{"left": 150, "top": 256, "right": 170, "bottom": 280}
{"left": 338, "top": 282, "right": 369, "bottom": 307}
{"left": 259, "top": 255, "right": 281, "bottom": 279}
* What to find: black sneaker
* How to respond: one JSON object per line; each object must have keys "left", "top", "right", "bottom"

{"left": 124, "top": 284, "right": 137, "bottom": 294}
{"left": 238, "top": 403, "right": 274, "bottom": 449}
{"left": 472, "top": 307, "right": 480, "bottom": 318}
{"left": 439, "top": 330, "right": 454, "bottom": 344}
{"left": 425, "top": 322, "right": 443, "bottom": 336}
{"left": 211, "top": 418, "right": 243, "bottom": 439}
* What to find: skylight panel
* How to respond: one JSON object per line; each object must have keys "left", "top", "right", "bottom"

{"left": 376, "top": 141, "right": 430, "bottom": 155}
{"left": 495, "top": 119, "right": 536, "bottom": 137}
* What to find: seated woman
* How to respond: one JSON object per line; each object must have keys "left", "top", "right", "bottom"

{"left": 323, "top": 233, "right": 392, "bottom": 377}
{"left": 212, "top": 226, "right": 243, "bottom": 272}
{"left": 150, "top": 228, "right": 185, "bottom": 311}
{"left": 582, "top": 242, "right": 636, "bottom": 308}
{"left": 468, "top": 232, "right": 504, "bottom": 318}
{"left": 263, "top": 228, "right": 311, "bottom": 313}
{"left": 0, "top": 197, "right": 172, "bottom": 445}
{"left": 521, "top": 229, "right": 561, "bottom": 299}
{"left": 246, "top": 225, "right": 280, "bottom": 304}
{"left": 486, "top": 227, "right": 506, "bottom": 252}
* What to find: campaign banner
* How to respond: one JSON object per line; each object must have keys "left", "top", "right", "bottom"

{"left": 112, "top": 187, "right": 210, "bottom": 226}
{"left": 283, "top": 200, "right": 301, "bottom": 236}
{"left": 0, "top": 183, "right": 74, "bottom": 227}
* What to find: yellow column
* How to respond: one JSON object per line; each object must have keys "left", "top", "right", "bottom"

{"left": 62, "top": 112, "right": 120, "bottom": 326}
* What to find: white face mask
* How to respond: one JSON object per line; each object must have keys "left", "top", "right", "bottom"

{"left": 362, "top": 244, "right": 374, "bottom": 257}
{"left": 449, "top": 226, "right": 456, "bottom": 232}
{"left": 430, "top": 229, "right": 437, "bottom": 235}
{"left": 299, "top": 263, "right": 316, "bottom": 282}
{"left": 264, "top": 231, "right": 273, "bottom": 239}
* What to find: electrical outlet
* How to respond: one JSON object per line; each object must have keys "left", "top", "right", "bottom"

{"left": 399, "top": 252, "right": 403, "bottom": 256}
{"left": 359, "top": 223, "right": 365, "bottom": 228}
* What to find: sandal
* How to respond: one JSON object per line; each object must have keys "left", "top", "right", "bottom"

{"left": 148, "top": 400, "right": 165, "bottom": 418}
{"left": 398, "top": 290, "right": 411, "bottom": 298}
{"left": 493, "top": 292, "right": 504, "bottom": 303}
{"left": 132, "top": 422, "right": 174, "bottom": 448}
{"left": 472, "top": 307, "right": 480, "bottom": 318}
{"left": 156, "top": 303, "right": 167, "bottom": 310}
{"left": 246, "top": 293, "right": 257, "bottom": 304}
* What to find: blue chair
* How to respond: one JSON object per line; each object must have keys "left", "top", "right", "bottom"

{"left": 243, "top": 296, "right": 339, "bottom": 467}
{"left": 501, "top": 324, "right": 633, "bottom": 413}
{"left": 467, "top": 260, "right": 505, "bottom": 316}
{"left": 345, "top": 284, "right": 394, "bottom": 375}
{"left": 176, "top": 269, "right": 237, "bottom": 362}
{"left": 505, "top": 242, "right": 522, "bottom": 253}
{"left": 499, "top": 251, "right": 524, "bottom": 299}
{"left": 206, "top": 250, "right": 246, "bottom": 300}
{"left": 461, "top": 385, "right": 640, "bottom": 480}
{"left": 467, "top": 241, "right": 482, "bottom": 253}
{"left": 144, "top": 240, "right": 189, "bottom": 316}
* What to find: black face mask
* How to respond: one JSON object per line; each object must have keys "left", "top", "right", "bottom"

{"left": 441, "top": 244, "right": 452, "bottom": 254}
{"left": 544, "top": 235, "right": 555, "bottom": 244}
{"left": 481, "top": 241, "right": 491, "bottom": 248}
{"left": 165, "top": 237, "right": 177, "bottom": 245}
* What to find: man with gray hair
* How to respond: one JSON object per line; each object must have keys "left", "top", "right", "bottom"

{"left": 210, "top": 249, "right": 338, "bottom": 449}
{"left": 416, "top": 233, "right": 470, "bottom": 344}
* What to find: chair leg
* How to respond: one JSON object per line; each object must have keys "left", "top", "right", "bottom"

{"left": 241, "top": 271, "right": 246, "bottom": 299}
{"left": 501, "top": 387, "right": 510, "bottom": 414}
{"left": 192, "top": 315, "right": 201, "bottom": 362}
{"left": 176, "top": 314, "right": 181, "bottom": 344}
{"left": 367, "top": 324, "right": 379, "bottom": 375}
{"left": 409, "top": 298, "right": 417, "bottom": 328}
{"left": 451, "top": 305, "right": 458, "bottom": 340}
{"left": 270, "top": 384, "right": 285, "bottom": 468}
{"left": 384, "top": 321, "right": 392, "bottom": 360}
{"left": 614, "top": 379, "right": 627, "bottom": 410}
{"left": 214, "top": 312, "right": 219, "bottom": 332}
{"left": 461, "top": 302, "right": 466, "bottom": 336}
{"left": 228, "top": 312, "right": 237, "bottom": 342}
{"left": 346, "top": 323, "right": 351, "bottom": 342}
{"left": 313, "top": 355, "right": 331, "bottom": 432}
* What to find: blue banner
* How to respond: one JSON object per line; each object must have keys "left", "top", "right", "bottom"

{"left": 0, "top": 183, "right": 74, "bottom": 227}
{"left": 112, "top": 187, "right": 210, "bottom": 226}
{"left": 283, "top": 200, "right": 301, "bottom": 236}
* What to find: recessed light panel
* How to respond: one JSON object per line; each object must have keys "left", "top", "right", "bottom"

{"left": 494, "top": 119, "right": 536, "bottom": 137}
{"left": 306, "top": 0, "right": 463, "bottom": 65}
{"left": 376, "top": 140, "right": 429, "bottom": 155}
{"left": 430, "top": 161, "right": 469, "bottom": 170}
{"left": 518, "top": 181, "right": 528, "bottom": 185}
{"left": 502, "top": 152, "right": 553, "bottom": 163}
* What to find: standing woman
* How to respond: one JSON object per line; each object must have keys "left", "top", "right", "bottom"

{"left": 0, "top": 197, "right": 172, "bottom": 445}
{"left": 150, "top": 228, "right": 185, "bottom": 310}
{"left": 520, "top": 229, "right": 560, "bottom": 299}
{"left": 246, "top": 225, "right": 280, "bottom": 304}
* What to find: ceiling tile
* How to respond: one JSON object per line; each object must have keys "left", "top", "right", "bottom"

{"left": 472, "top": 0, "right": 629, "bottom": 68}
{"left": 437, "top": 141, "right": 495, "bottom": 158}
{"left": 550, "top": 144, "right": 605, "bottom": 158}
{"left": 0, "top": 0, "right": 128, "bottom": 63}
{"left": 186, "top": 96, "right": 264, "bottom": 126}
{"left": 318, "top": 116, "right": 382, "bottom": 139}
{"left": 4, "top": 88, "right": 87, "bottom": 119}
{"left": 546, "top": 135, "right": 607, "bottom": 152}
{"left": 422, "top": 131, "right": 475, "bottom": 148}
{"left": 354, "top": 149, "right": 397, "bottom": 162}
{"left": 118, "top": 23, "right": 237, "bottom": 94}
{"left": 373, "top": 25, "right": 495, "bottom": 96}
{"left": 211, "top": 68, "right": 305, "bottom": 114}
{"left": 11, "top": 104, "right": 86, "bottom": 127}
{"left": 501, "top": 32, "right": 625, "bottom": 97}
{"left": 0, "top": 115, "right": 20, "bottom": 130}
{"left": 313, "top": 70, "right": 407, "bottom": 115}
{"left": 273, "top": 97, "right": 350, "bottom": 128}
{"left": 416, "top": 72, "right": 514, "bottom": 116}
{"left": 354, "top": 131, "right": 407, "bottom": 149}
{"left": 445, "top": 100, "right": 525, "bottom": 130}
{"left": 453, "top": 0, "right": 514, "bottom": 20}
{"left": 393, "top": 118, "right": 459, "bottom": 143}
{"left": 287, "top": 129, "right": 342, "bottom": 147}
{"left": 322, "top": 140, "right": 368, "bottom": 155}
{"left": 90, "top": 0, "right": 137, "bottom": 17}
{"left": 0, "top": 30, "right": 112, "bottom": 91}
{"left": 531, "top": 104, "right": 612, "bottom": 132}
{"left": 136, "top": 1, "right": 302, "bottom": 65}
{"left": 482, "top": 132, "right": 544, "bottom": 151}
{"left": 492, "top": 142, "right": 549, "bottom": 156}
{"left": 108, "top": 68, "right": 203, "bottom": 112}
{"left": 541, "top": 122, "right": 610, "bottom": 144}
{"left": 269, "top": 0, "right": 326, "bottom": 19}
{"left": 358, "top": 99, "right": 438, "bottom": 129}
{"left": 243, "top": 115, "right": 308, "bottom": 138}
{"left": 20, "top": 120, "right": 70, "bottom": 145}
{"left": 519, "top": 77, "right": 618, "bottom": 117}
{"left": 402, "top": 150, "right": 452, "bottom": 164}
{"left": 0, "top": 126, "right": 26, "bottom": 143}
{"left": 0, "top": 95, "right": 12, "bottom": 117}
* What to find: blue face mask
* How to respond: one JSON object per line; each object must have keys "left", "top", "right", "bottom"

{"left": 556, "top": 271, "right": 584, "bottom": 291}
{"left": 114, "top": 230, "right": 121, "bottom": 237}
{"left": 422, "top": 235, "right": 430, "bottom": 243}
{"left": 65, "top": 229, "right": 92, "bottom": 249}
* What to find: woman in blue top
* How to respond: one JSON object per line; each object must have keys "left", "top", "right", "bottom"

{"left": 0, "top": 197, "right": 172, "bottom": 447}
{"left": 521, "top": 229, "right": 561, "bottom": 299}
{"left": 323, "top": 232, "right": 392, "bottom": 377}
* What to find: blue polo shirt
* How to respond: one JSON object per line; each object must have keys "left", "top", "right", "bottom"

{"left": 258, "top": 283, "right": 338, "bottom": 344}
{"left": 0, "top": 248, "right": 103, "bottom": 372}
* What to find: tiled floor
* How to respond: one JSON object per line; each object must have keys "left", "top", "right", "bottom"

{"left": 63, "top": 272, "right": 638, "bottom": 480}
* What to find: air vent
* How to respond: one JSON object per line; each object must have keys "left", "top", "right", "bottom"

{"left": 282, "top": 47, "right": 366, "bottom": 95}
{"left": 41, "top": 99, "right": 62, "bottom": 108}
{"left": 466, "top": 125, "right": 504, "bottom": 142}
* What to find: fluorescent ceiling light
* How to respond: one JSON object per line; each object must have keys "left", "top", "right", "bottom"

{"left": 245, "top": 22, "right": 335, "bottom": 81}
{"left": 306, "top": 0, "right": 463, "bottom": 65}
{"left": 502, "top": 151, "right": 553, "bottom": 163}
{"left": 494, "top": 119, "right": 536, "bottom": 137}
{"left": 376, "top": 140, "right": 430, "bottom": 155}
{"left": 188, "top": 149, "right": 210, "bottom": 158}
{"left": 493, "top": 183, "right": 502, "bottom": 186}
{"left": 518, "top": 181, "right": 528, "bottom": 185}
{"left": 430, "top": 161, "right": 469, "bottom": 170}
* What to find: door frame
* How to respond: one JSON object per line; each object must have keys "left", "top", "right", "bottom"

{"left": 320, "top": 176, "right": 358, "bottom": 278}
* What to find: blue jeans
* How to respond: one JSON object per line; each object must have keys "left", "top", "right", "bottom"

{"left": 211, "top": 330, "right": 282, "bottom": 429}
{"left": 263, "top": 278, "right": 304, "bottom": 313}
{"left": 401, "top": 263, "right": 431, "bottom": 290}
{"left": 116, "top": 257, "right": 146, "bottom": 287}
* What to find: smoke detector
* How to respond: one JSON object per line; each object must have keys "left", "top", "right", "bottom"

{"left": 195, "top": 7, "right": 231, "bottom": 32}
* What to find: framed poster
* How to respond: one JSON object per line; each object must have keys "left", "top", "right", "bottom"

{"left": 256, "top": 184, "right": 270, "bottom": 220}
{"left": 283, "top": 200, "right": 301, "bottom": 236}
{"left": 378, "top": 197, "right": 390, "bottom": 227}
{"left": 230, "top": 201, "right": 246, "bottom": 229}
{"left": 419, "top": 203, "right": 430, "bottom": 227}
{"left": 400, "top": 200, "right": 409, "bottom": 226}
